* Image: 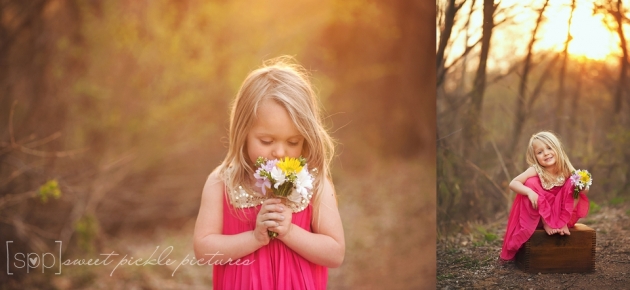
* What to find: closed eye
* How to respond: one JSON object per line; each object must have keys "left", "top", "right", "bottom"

{"left": 260, "top": 140, "right": 272, "bottom": 145}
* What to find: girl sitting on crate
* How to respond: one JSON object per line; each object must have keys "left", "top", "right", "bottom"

{"left": 500, "top": 131, "right": 590, "bottom": 261}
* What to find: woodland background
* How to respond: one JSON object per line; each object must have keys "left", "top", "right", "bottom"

{"left": 0, "top": 0, "right": 436, "bottom": 289}
{"left": 438, "top": 0, "right": 630, "bottom": 233}
{"left": 438, "top": 1, "right": 630, "bottom": 288}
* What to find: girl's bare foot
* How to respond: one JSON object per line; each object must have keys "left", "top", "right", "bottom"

{"left": 543, "top": 223, "right": 557, "bottom": 235}
{"left": 558, "top": 225, "right": 571, "bottom": 235}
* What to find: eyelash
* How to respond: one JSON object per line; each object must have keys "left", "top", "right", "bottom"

{"left": 260, "top": 140, "right": 300, "bottom": 146}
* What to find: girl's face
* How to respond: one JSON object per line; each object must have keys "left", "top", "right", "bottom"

{"left": 246, "top": 99, "right": 304, "bottom": 165}
{"left": 532, "top": 139, "right": 557, "bottom": 168}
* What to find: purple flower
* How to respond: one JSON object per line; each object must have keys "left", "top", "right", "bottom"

{"left": 263, "top": 159, "right": 278, "bottom": 172}
{"left": 570, "top": 173, "right": 580, "bottom": 186}
{"left": 254, "top": 168, "right": 271, "bottom": 195}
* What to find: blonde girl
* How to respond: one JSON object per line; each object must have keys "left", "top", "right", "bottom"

{"left": 500, "top": 131, "right": 589, "bottom": 261}
{"left": 193, "top": 56, "right": 344, "bottom": 289}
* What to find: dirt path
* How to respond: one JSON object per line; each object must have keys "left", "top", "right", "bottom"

{"left": 437, "top": 204, "right": 630, "bottom": 289}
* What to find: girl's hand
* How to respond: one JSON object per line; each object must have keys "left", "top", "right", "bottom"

{"left": 254, "top": 199, "right": 285, "bottom": 245}
{"left": 271, "top": 204, "right": 293, "bottom": 239}
{"left": 527, "top": 191, "right": 539, "bottom": 209}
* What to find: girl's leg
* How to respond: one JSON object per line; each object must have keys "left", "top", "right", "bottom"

{"left": 541, "top": 218, "right": 557, "bottom": 235}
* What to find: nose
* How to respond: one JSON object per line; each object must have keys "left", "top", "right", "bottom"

{"left": 271, "top": 144, "right": 286, "bottom": 159}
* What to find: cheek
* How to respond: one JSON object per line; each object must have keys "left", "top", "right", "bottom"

{"left": 291, "top": 142, "right": 306, "bottom": 156}
{"left": 245, "top": 141, "right": 262, "bottom": 162}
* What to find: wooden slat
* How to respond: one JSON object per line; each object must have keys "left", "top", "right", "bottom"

{"left": 515, "top": 223, "right": 595, "bottom": 273}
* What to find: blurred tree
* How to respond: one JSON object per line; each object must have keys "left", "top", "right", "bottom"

{"left": 0, "top": 0, "right": 84, "bottom": 282}
{"left": 595, "top": 0, "right": 629, "bottom": 121}
{"left": 437, "top": 0, "right": 466, "bottom": 88}
{"left": 553, "top": 0, "right": 576, "bottom": 136}
{"left": 508, "top": 0, "right": 551, "bottom": 171}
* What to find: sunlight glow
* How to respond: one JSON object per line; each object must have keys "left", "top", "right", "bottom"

{"left": 537, "top": 3, "right": 618, "bottom": 60}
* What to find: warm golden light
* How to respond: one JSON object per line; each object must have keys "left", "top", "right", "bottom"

{"left": 536, "top": 3, "right": 618, "bottom": 60}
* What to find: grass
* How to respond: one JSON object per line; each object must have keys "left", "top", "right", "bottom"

{"left": 610, "top": 197, "right": 625, "bottom": 206}
{"left": 590, "top": 201, "right": 601, "bottom": 214}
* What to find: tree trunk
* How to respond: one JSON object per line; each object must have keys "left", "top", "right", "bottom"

{"left": 462, "top": 0, "right": 495, "bottom": 161}
{"left": 460, "top": 0, "right": 495, "bottom": 217}
{"left": 554, "top": 0, "right": 576, "bottom": 136}
{"left": 437, "top": 0, "right": 465, "bottom": 88}
{"left": 613, "top": 0, "right": 628, "bottom": 119}
{"left": 458, "top": 0, "right": 477, "bottom": 97}
{"left": 508, "top": 0, "right": 550, "bottom": 172}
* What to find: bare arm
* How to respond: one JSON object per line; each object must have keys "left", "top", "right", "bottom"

{"left": 509, "top": 166, "right": 537, "bottom": 196}
{"left": 275, "top": 178, "right": 345, "bottom": 268}
{"left": 193, "top": 168, "right": 284, "bottom": 261}
{"left": 509, "top": 166, "right": 539, "bottom": 209}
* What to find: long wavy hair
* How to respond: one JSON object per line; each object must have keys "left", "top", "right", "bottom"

{"left": 219, "top": 56, "right": 335, "bottom": 207}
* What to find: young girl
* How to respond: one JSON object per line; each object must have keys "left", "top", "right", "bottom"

{"left": 193, "top": 56, "right": 345, "bottom": 289}
{"left": 500, "top": 131, "right": 589, "bottom": 261}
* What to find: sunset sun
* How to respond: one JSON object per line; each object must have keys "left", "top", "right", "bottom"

{"left": 536, "top": 3, "right": 619, "bottom": 60}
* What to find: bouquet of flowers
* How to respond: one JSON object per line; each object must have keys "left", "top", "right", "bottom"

{"left": 254, "top": 156, "right": 314, "bottom": 238}
{"left": 570, "top": 169, "right": 592, "bottom": 199}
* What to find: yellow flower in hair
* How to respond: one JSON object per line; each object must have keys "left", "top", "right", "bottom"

{"left": 277, "top": 157, "right": 303, "bottom": 175}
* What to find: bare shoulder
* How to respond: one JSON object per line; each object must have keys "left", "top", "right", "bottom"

{"left": 312, "top": 176, "right": 343, "bottom": 238}
{"left": 194, "top": 166, "right": 226, "bottom": 239}
{"left": 313, "top": 177, "right": 339, "bottom": 214}
{"left": 512, "top": 166, "right": 537, "bottom": 183}
{"left": 319, "top": 177, "right": 336, "bottom": 201}
{"left": 203, "top": 166, "right": 225, "bottom": 195}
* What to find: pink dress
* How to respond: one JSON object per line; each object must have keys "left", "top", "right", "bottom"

{"left": 213, "top": 193, "right": 327, "bottom": 289}
{"left": 500, "top": 176, "right": 589, "bottom": 260}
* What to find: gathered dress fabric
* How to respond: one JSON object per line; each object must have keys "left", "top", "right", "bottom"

{"left": 500, "top": 176, "right": 589, "bottom": 261}
{"left": 212, "top": 193, "right": 327, "bottom": 290}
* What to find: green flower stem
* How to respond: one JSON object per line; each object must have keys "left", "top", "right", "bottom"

{"left": 275, "top": 182, "right": 293, "bottom": 198}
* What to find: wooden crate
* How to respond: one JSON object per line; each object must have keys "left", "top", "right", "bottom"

{"left": 515, "top": 223, "right": 595, "bottom": 273}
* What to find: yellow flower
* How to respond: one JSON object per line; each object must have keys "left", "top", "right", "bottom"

{"left": 277, "top": 157, "right": 303, "bottom": 175}
{"left": 578, "top": 171, "right": 590, "bottom": 183}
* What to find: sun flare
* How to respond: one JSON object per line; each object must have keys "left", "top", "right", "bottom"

{"left": 536, "top": 4, "right": 618, "bottom": 60}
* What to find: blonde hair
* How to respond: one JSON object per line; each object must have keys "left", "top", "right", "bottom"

{"left": 525, "top": 131, "right": 575, "bottom": 177}
{"left": 219, "top": 56, "right": 335, "bottom": 206}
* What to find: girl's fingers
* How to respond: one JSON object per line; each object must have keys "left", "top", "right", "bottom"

{"left": 257, "top": 201, "right": 284, "bottom": 220}
{"left": 262, "top": 198, "right": 282, "bottom": 206}
{"left": 262, "top": 220, "right": 280, "bottom": 228}
{"left": 262, "top": 204, "right": 284, "bottom": 215}
{"left": 260, "top": 213, "right": 285, "bottom": 223}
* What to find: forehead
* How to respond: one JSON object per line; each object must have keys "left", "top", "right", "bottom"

{"left": 250, "top": 99, "right": 302, "bottom": 137}
{"left": 532, "top": 139, "right": 552, "bottom": 151}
